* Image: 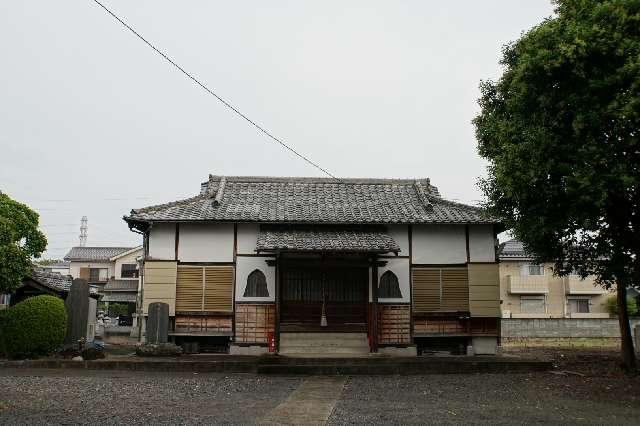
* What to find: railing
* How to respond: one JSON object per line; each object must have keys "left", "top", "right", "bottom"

{"left": 564, "top": 276, "right": 606, "bottom": 294}
{"left": 507, "top": 275, "right": 549, "bottom": 294}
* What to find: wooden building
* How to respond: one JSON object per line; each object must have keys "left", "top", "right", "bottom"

{"left": 125, "top": 175, "right": 502, "bottom": 355}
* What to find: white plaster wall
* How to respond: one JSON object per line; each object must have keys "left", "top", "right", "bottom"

{"left": 237, "top": 224, "right": 259, "bottom": 255}
{"left": 69, "top": 262, "right": 114, "bottom": 280}
{"left": 114, "top": 249, "right": 143, "bottom": 279}
{"left": 468, "top": 225, "right": 496, "bottom": 262}
{"left": 235, "top": 256, "right": 275, "bottom": 302}
{"left": 386, "top": 225, "right": 409, "bottom": 256}
{"left": 378, "top": 257, "right": 410, "bottom": 303}
{"left": 178, "top": 223, "right": 234, "bottom": 262}
{"left": 148, "top": 223, "right": 175, "bottom": 260}
{"left": 411, "top": 225, "right": 466, "bottom": 264}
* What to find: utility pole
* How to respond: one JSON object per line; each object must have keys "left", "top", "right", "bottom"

{"left": 79, "top": 216, "right": 88, "bottom": 247}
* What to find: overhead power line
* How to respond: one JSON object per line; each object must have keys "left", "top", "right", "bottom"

{"left": 91, "top": 0, "right": 342, "bottom": 182}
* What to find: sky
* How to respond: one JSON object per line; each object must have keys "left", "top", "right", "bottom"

{"left": 0, "top": 1, "right": 554, "bottom": 259}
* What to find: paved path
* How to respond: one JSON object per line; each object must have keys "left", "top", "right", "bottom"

{"left": 258, "top": 376, "right": 346, "bottom": 425}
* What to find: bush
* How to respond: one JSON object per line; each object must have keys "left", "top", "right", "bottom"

{"left": 0, "top": 295, "right": 67, "bottom": 359}
{"left": 607, "top": 296, "right": 638, "bottom": 316}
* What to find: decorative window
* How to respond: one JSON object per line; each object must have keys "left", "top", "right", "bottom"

{"left": 121, "top": 264, "right": 139, "bottom": 278}
{"left": 520, "top": 295, "right": 545, "bottom": 313}
{"left": 568, "top": 298, "right": 590, "bottom": 314}
{"left": 521, "top": 264, "right": 544, "bottom": 276}
{"left": 89, "top": 268, "right": 109, "bottom": 282}
{"left": 243, "top": 269, "right": 269, "bottom": 297}
{"left": 379, "top": 271, "right": 402, "bottom": 298}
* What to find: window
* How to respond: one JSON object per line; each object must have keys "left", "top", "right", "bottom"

{"left": 0, "top": 293, "right": 10, "bottom": 306}
{"left": 89, "top": 268, "right": 108, "bottom": 282}
{"left": 379, "top": 271, "right": 402, "bottom": 298}
{"left": 121, "top": 264, "right": 139, "bottom": 278}
{"left": 520, "top": 295, "right": 545, "bottom": 313}
{"left": 521, "top": 264, "right": 544, "bottom": 276}
{"left": 568, "top": 298, "right": 590, "bottom": 314}
{"left": 243, "top": 269, "right": 269, "bottom": 297}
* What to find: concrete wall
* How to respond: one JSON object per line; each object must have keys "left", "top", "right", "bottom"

{"left": 412, "top": 225, "right": 466, "bottom": 264}
{"left": 178, "top": 223, "right": 234, "bottom": 262}
{"left": 501, "top": 318, "right": 640, "bottom": 339}
{"left": 148, "top": 223, "right": 175, "bottom": 260}
{"left": 235, "top": 256, "right": 276, "bottom": 302}
{"left": 378, "top": 257, "right": 410, "bottom": 303}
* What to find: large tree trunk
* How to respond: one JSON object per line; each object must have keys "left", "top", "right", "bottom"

{"left": 616, "top": 281, "right": 636, "bottom": 372}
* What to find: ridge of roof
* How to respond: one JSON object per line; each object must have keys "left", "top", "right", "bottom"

{"left": 125, "top": 175, "right": 496, "bottom": 225}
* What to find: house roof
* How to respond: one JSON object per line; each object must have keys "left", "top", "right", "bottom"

{"left": 27, "top": 270, "right": 100, "bottom": 297}
{"left": 109, "top": 246, "right": 143, "bottom": 261}
{"left": 256, "top": 225, "right": 401, "bottom": 253}
{"left": 498, "top": 239, "right": 533, "bottom": 260}
{"left": 64, "top": 247, "right": 138, "bottom": 262}
{"left": 30, "top": 270, "right": 72, "bottom": 292}
{"left": 103, "top": 279, "right": 138, "bottom": 292}
{"left": 125, "top": 175, "right": 498, "bottom": 226}
{"left": 101, "top": 293, "right": 137, "bottom": 303}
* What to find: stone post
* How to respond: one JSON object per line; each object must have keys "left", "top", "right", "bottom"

{"left": 147, "top": 302, "right": 169, "bottom": 344}
{"left": 64, "top": 279, "right": 90, "bottom": 346}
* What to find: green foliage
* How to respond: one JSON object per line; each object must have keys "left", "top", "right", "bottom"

{"left": 474, "top": 0, "right": 640, "bottom": 289}
{"left": 0, "top": 193, "right": 47, "bottom": 293}
{"left": 108, "top": 303, "right": 129, "bottom": 317}
{"left": 607, "top": 296, "right": 638, "bottom": 316}
{"left": 0, "top": 295, "right": 67, "bottom": 359}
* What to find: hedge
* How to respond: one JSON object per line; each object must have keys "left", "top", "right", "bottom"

{"left": 0, "top": 295, "right": 67, "bottom": 359}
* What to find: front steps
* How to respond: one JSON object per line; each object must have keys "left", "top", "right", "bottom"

{"left": 279, "top": 332, "right": 370, "bottom": 357}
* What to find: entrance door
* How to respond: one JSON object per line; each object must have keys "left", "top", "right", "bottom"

{"left": 281, "top": 266, "right": 368, "bottom": 331}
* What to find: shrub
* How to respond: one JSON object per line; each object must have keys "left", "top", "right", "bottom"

{"left": 0, "top": 295, "right": 67, "bottom": 359}
{"left": 607, "top": 296, "right": 638, "bottom": 317}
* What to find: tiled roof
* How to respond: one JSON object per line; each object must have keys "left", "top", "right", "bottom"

{"left": 64, "top": 247, "right": 137, "bottom": 262}
{"left": 256, "top": 225, "right": 401, "bottom": 253}
{"left": 125, "top": 175, "right": 497, "bottom": 225}
{"left": 30, "top": 270, "right": 72, "bottom": 292}
{"left": 28, "top": 270, "right": 99, "bottom": 296}
{"left": 101, "top": 293, "right": 137, "bottom": 303}
{"left": 499, "top": 239, "right": 533, "bottom": 260}
{"left": 103, "top": 279, "right": 138, "bottom": 292}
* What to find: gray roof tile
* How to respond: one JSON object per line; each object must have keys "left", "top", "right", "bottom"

{"left": 256, "top": 225, "right": 400, "bottom": 253}
{"left": 499, "top": 239, "right": 533, "bottom": 260}
{"left": 126, "top": 176, "right": 497, "bottom": 225}
{"left": 64, "top": 247, "right": 137, "bottom": 262}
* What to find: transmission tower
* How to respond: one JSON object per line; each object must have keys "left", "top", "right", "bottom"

{"left": 79, "top": 216, "right": 88, "bottom": 247}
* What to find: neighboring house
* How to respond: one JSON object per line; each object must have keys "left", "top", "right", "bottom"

{"left": 11, "top": 270, "right": 100, "bottom": 341}
{"left": 124, "top": 175, "right": 502, "bottom": 355}
{"left": 64, "top": 246, "right": 142, "bottom": 299}
{"left": 499, "top": 239, "right": 611, "bottom": 319}
{"left": 35, "top": 261, "right": 70, "bottom": 275}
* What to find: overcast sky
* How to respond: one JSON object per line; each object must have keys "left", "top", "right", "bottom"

{"left": 0, "top": 1, "right": 554, "bottom": 259}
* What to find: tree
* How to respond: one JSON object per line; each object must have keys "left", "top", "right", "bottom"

{"left": 607, "top": 295, "right": 638, "bottom": 316}
{"left": 0, "top": 192, "right": 47, "bottom": 294}
{"left": 474, "top": 0, "right": 640, "bottom": 371}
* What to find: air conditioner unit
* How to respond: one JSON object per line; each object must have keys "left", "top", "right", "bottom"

{"left": 502, "top": 310, "right": 511, "bottom": 318}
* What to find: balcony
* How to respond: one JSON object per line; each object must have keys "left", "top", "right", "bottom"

{"left": 564, "top": 276, "right": 606, "bottom": 295}
{"left": 506, "top": 275, "right": 549, "bottom": 294}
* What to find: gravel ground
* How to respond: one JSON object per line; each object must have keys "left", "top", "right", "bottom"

{"left": 1, "top": 358, "right": 639, "bottom": 425}
{"left": 0, "top": 370, "right": 301, "bottom": 425}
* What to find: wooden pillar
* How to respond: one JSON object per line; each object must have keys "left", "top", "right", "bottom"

{"left": 275, "top": 252, "right": 282, "bottom": 353}
{"left": 371, "top": 257, "right": 379, "bottom": 353}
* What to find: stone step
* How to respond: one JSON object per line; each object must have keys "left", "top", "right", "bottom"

{"left": 279, "top": 346, "right": 370, "bottom": 355}
{"left": 280, "top": 333, "right": 368, "bottom": 345}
